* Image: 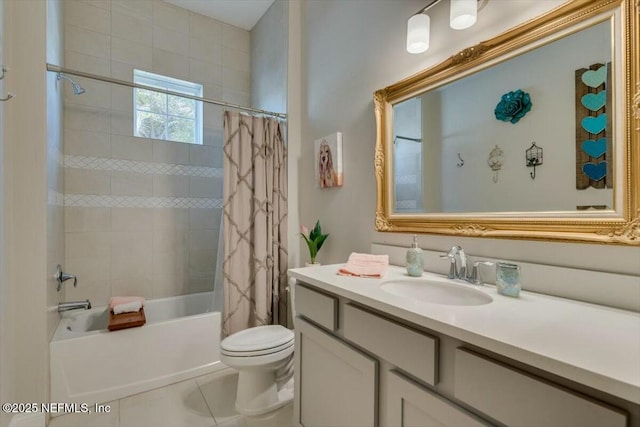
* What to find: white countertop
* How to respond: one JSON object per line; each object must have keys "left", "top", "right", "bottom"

{"left": 288, "top": 264, "right": 640, "bottom": 404}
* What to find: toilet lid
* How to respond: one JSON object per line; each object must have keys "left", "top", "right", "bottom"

{"left": 221, "top": 325, "right": 294, "bottom": 353}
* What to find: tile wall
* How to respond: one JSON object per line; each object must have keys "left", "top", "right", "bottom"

{"left": 63, "top": 0, "right": 251, "bottom": 305}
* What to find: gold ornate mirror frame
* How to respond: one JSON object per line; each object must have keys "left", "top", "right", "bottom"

{"left": 374, "top": 0, "right": 639, "bottom": 245}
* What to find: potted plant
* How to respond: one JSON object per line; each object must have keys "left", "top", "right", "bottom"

{"left": 300, "top": 220, "right": 329, "bottom": 266}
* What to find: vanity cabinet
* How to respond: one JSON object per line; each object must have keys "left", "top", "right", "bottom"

{"left": 293, "top": 281, "right": 633, "bottom": 427}
{"left": 294, "top": 284, "right": 376, "bottom": 426}
{"left": 295, "top": 317, "right": 377, "bottom": 427}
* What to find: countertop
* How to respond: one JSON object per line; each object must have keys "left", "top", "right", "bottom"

{"left": 288, "top": 264, "right": 640, "bottom": 404}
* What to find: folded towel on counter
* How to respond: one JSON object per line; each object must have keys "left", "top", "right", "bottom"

{"left": 112, "top": 300, "right": 143, "bottom": 315}
{"left": 109, "top": 296, "right": 145, "bottom": 311}
{"left": 338, "top": 253, "right": 389, "bottom": 278}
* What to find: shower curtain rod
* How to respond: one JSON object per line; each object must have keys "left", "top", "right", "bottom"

{"left": 46, "top": 63, "right": 287, "bottom": 119}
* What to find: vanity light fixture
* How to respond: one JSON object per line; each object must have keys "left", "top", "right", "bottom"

{"left": 407, "top": 12, "right": 431, "bottom": 54}
{"left": 450, "top": 0, "right": 477, "bottom": 30}
{"left": 406, "top": 0, "right": 488, "bottom": 54}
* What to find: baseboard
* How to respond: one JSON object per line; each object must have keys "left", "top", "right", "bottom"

{"left": 7, "top": 412, "right": 45, "bottom": 427}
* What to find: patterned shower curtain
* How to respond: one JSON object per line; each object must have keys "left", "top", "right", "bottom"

{"left": 222, "top": 111, "right": 288, "bottom": 336}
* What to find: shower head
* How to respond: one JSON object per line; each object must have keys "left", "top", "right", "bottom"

{"left": 57, "top": 73, "right": 86, "bottom": 95}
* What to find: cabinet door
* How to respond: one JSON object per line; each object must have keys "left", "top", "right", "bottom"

{"left": 384, "top": 370, "right": 489, "bottom": 427}
{"left": 294, "top": 317, "right": 378, "bottom": 427}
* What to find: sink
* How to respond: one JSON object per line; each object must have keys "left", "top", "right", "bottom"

{"left": 379, "top": 279, "right": 493, "bottom": 306}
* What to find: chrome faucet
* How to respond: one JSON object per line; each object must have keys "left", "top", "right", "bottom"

{"left": 440, "top": 246, "right": 493, "bottom": 285}
{"left": 440, "top": 246, "right": 466, "bottom": 279}
{"left": 58, "top": 300, "right": 91, "bottom": 312}
{"left": 55, "top": 264, "right": 77, "bottom": 292}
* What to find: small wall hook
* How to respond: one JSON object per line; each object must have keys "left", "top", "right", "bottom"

{"left": 456, "top": 153, "right": 464, "bottom": 167}
{"left": 0, "top": 66, "right": 7, "bottom": 80}
{"left": 525, "top": 141, "right": 543, "bottom": 180}
{"left": 487, "top": 145, "right": 504, "bottom": 183}
{"left": 0, "top": 93, "right": 13, "bottom": 102}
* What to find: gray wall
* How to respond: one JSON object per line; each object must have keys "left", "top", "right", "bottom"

{"left": 251, "top": 0, "right": 288, "bottom": 115}
{"left": 293, "top": 0, "right": 640, "bottom": 282}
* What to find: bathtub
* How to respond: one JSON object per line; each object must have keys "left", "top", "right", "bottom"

{"left": 50, "top": 292, "right": 225, "bottom": 409}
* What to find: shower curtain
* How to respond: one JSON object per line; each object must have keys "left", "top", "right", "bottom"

{"left": 222, "top": 111, "right": 288, "bottom": 336}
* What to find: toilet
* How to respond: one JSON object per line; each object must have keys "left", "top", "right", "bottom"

{"left": 220, "top": 324, "right": 295, "bottom": 416}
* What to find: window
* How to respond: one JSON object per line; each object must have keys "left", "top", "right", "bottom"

{"left": 134, "top": 70, "right": 203, "bottom": 144}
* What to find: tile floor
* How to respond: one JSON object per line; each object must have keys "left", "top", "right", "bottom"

{"left": 48, "top": 369, "right": 294, "bottom": 427}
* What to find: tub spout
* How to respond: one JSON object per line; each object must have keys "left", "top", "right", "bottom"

{"left": 58, "top": 300, "right": 92, "bottom": 312}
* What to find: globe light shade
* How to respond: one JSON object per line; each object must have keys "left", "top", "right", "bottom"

{"left": 450, "top": 0, "right": 477, "bottom": 30}
{"left": 407, "top": 13, "right": 430, "bottom": 54}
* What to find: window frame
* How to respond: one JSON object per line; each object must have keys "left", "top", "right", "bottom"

{"left": 133, "top": 69, "right": 204, "bottom": 145}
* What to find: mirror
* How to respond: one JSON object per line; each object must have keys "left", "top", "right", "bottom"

{"left": 374, "top": 0, "right": 639, "bottom": 244}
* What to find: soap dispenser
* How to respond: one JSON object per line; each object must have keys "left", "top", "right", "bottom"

{"left": 406, "top": 235, "right": 424, "bottom": 277}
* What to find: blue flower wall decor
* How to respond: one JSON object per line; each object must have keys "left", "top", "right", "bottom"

{"left": 494, "top": 89, "right": 532, "bottom": 124}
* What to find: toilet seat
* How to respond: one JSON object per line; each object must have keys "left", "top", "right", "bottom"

{"left": 221, "top": 339, "right": 293, "bottom": 357}
{"left": 221, "top": 325, "right": 294, "bottom": 357}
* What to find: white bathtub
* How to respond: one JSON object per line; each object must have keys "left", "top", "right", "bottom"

{"left": 50, "top": 292, "right": 224, "bottom": 409}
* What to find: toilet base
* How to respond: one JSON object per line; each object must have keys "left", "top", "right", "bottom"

{"left": 235, "top": 372, "right": 294, "bottom": 416}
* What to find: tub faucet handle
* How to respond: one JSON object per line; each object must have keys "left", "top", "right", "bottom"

{"left": 55, "top": 264, "right": 77, "bottom": 291}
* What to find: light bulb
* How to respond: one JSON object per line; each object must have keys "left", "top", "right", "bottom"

{"left": 450, "top": 0, "right": 477, "bottom": 30}
{"left": 407, "top": 13, "right": 430, "bottom": 54}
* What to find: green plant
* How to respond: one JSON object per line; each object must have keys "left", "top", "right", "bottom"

{"left": 300, "top": 221, "right": 329, "bottom": 264}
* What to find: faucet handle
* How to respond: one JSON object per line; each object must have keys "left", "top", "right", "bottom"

{"left": 55, "top": 264, "right": 77, "bottom": 291}
{"left": 470, "top": 261, "right": 494, "bottom": 285}
{"left": 440, "top": 253, "right": 457, "bottom": 279}
{"left": 457, "top": 247, "right": 467, "bottom": 279}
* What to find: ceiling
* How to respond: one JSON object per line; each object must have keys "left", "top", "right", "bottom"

{"left": 163, "top": 0, "right": 276, "bottom": 31}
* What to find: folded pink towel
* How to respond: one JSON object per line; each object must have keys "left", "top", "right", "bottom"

{"left": 338, "top": 253, "right": 389, "bottom": 278}
{"left": 109, "top": 296, "right": 145, "bottom": 311}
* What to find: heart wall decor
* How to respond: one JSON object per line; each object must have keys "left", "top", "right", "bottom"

{"left": 575, "top": 62, "right": 610, "bottom": 190}
{"left": 581, "top": 113, "right": 607, "bottom": 135}
{"left": 582, "top": 162, "right": 607, "bottom": 181}
{"left": 580, "top": 65, "right": 606, "bottom": 88}
{"left": 581, "top": 138, "right": 607, "bottom": 158}
{"left": 581, "top": 91, "right": 606, "bottom": 112}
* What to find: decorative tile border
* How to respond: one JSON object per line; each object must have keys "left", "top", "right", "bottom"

{"left": 64, "top": 155, "right": 223, "bottom": 178}
{"left": 65, "top": 194, "right": 223, "bottom": 209}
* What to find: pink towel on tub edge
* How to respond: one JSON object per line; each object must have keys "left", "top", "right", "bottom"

{"left": 338, "top": 253, "right": 389, "bottom": 278}
{"left": 109, "top": 296, "right": 145, "bottom": 311}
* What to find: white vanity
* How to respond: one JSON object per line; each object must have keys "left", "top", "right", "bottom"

{"left": 288, "top": 264, "right": 640, "bottom": 427}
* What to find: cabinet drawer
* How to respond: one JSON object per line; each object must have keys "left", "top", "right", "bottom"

{"left": 295, "top": 283, "right": 338, "bottom": 331}
{"left": 343, "top": 303, "right": 438, "bottom": 385}
{"left": 454, "top": 348, "right": 627, "bottom": 427}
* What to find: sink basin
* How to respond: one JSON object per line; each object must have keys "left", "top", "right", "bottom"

{"left": 379, "top": 279, "right": 493, "bottom": 306}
